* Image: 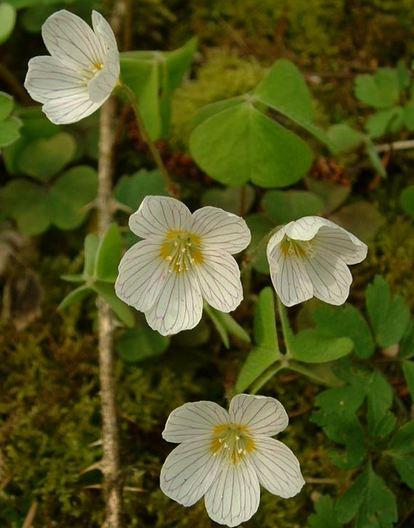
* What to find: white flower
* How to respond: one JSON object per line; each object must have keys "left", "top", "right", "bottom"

{"left": 160, "top": 394, "right": 304, "bottom": 527}
{"left": 266, "top": 216, "right": 368, "bottom": 307}
{"left": 115, "top": 196, "right": 251, "bottom": 336}
{"left": 24, "top": 10, "right": 119, "bottom": 125}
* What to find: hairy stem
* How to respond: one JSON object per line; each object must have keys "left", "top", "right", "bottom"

{"left": 122, "top": 84, "right": 175, "bottom": 194}
{"left": 97, "top": 96, "right": 122, "bottom": 528}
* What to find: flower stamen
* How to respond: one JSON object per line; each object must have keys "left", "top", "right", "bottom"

{"left": 210, "top": 423, "right": 255, "bottom": 464}
{"left": 160, "top": 229, "right": 204, "bottom": 273}
{"left": 280, "top": 235, "right": 314, "bottom": 258}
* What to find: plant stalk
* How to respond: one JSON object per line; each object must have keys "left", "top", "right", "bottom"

{"left": 122, "top": 84, "right": 175, "bottom": 194}
{"left": 97, "top": 96, "right": 122, "bottom": 528}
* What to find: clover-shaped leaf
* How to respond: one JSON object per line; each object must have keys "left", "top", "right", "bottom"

{"left": 117, "top": 325, "right": 169, "bottom": 363}
{"left": 114, "top": 169, "right": 167, "bottom": 211}
{"left": 262, "top": 189, "right": 324, "bottom": 224}
{"left": 355, "top": 68, "right": 400, "bottom": 109}
{"left": 49, "top": 166, "right": 97, "bottom": 230}
{"left": 2, "top": 165, "right": 97, "bottom": 235}
{"left": 18, "top": 132, "right": 76, "bottom": 181}
{"left": 0, "top": 91, "right": 21, "bottom": 147}
{"left": 190, "top": 100, "right": 313, "bottom": 188}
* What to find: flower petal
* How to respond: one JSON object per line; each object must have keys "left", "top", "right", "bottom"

{"left": 145, "top": 270, "right": 203, "bottom": 335}
{"left": 24, "top": 55, "right": 86, "bottom": 104}
{"left": 229, "top": 394, "right": 289, "bottom": 437}
{"left": 42, "top": 93, "right": 100, "bottom": 125}
{"left": 305, "top": 248, "right": 352, "bottom": 305}
{"left": 267, "top": 240, "right": 313, "bottom": 307}
{"left": 162, "top": 401, "right": 230, "bottom": 443}
{"left": 92, "top": 10, "right": 118, "bottom": 53}
{"left": 129, "top": 196, "right": 192, "bottom": 239}
{"left": 115, "top": 239, "right": 168, "bottom": 312}
{"left": 195, "top": 250, "right": 243, "bottom": 312}
{"left": 160, "top": 439, "right": 221, "bottom": 507}
{"left": 284, "top": 216, "right": 330, "bottom": 241}
{"left": 250, "top": 437, "right": 305, "bottom": 499}
{"left": 88, "top": 52, "right": 119, "bottom": 103}
{"left": 191, "top": 206, "right": 251, "bottom": 254}
{"left": 204, "top": 458, "right": 260, "bottom": 527}
{"left": 42, "top": 10, "right": 104, "bottom": 70}
{"left": 315, "top": 225, "right": 367, "bottom": 265}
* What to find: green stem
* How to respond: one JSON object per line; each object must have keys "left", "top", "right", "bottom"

{"left": 243, "top": 224, "right": 281, "bottom": 273}
{"left": 121, "top": 83, "right": 175, "bottom": 194}
{"left": 287, "top": 360, "right": 342, "bottom": 387}
{"left": 277, "top": 296, "right": 294, "bottom": 356}
{"left": 250, "top": 363, "right": 285, "bottom": 395}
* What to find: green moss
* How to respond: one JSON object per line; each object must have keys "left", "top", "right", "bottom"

{"left": 170, "top": 48, "right": 265, "bottom": 146}
{"left": 359, "top": 217, "right": 414, "bottom": 308}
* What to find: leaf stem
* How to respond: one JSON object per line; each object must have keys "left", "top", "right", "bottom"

{"left": 249, "top": 363, "right": 285, "bottom": 395}
{"left": 243, "top": 224, "right": 281, "bottom": 273}
{"left": 277, "top": 296, "right": 294, "bottom": 356}
{"left": 121, "top": 83, "right": 176, "bottom": 195}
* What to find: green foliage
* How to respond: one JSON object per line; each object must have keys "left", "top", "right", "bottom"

{"left": 120, "top": 38, "right": 197, "bottom": 140}
{"left": 253, "top": 60, "right": 334, "bottom": 148}
{"left": 18, "top": 132, "right": 76, "bottom": 180}
{"left": 59, "top": 225, "right": 134, "bottom": 327}
{"left": 116, "top": 324, "right": 170, "bottom": 363}
{"left": 3, "top": 1, "right": 414, "bottom": 526}
{"left": 355, "top": 68, "right": 400, "bottom": 109}
{"left": 114, "top": 169, "right": 168, "bottom": 211}
{"left": 366, "top": 275, "right": 410, "bottom": 347}
{"left": 0, "top": 3, "right": 16, "bottom": 44}
{"left": 262, "top": 190, "right": 324, "bottom": 224}
{"left": 171, "top": 49, "right": 265, "bottom": 145}
{"left": 305, "top": 178, "right": 350, "bottom": 215}
{"left": 290, "top": 329, "right": 354, "bottom": 363}
{"left": 190, "top": 99, "right": 314, "bottom": 187}
{"left": 254, "top": 59, "right": 314, "bottom": 122}
{"left": 204, "top": 304, "right": 250, "bottom": 349}
{"left": 389, "top": 421, "right": 414, "bottom": 490}
{"left": 354, "top": 64, "right": 414, "bottom": 139}
{"left": 336, "top": 465, "right": 398, "bottom": 528}
{"left": 312, "top": 365, "right": 396, "bottom": 469}
{"left": 312, "top": 371, "right": 366, "bottom": 467}
{"left": 189, "top": 58, "right": 338, "bottom": 188}
{"left": 330, "top": 201, "right": 385, "bottom": 243}
{"left": 245, "top": 213, "right": 274, "bottom": 274}
{"left": 308, "top": 496, "right": 343, "bottom": 528}
{"left": 0, "top": 91, "right": 21, "bottom": 147}
{"left": 327, "top": 123, "right": 364, "bottom": 154}
{"left": 201, "top": 185, "right": 255, "bottom": 215}
{"left": 1, "top": 165, "right": 97, "bottom": 234}
{"left": 400, "top": 185, "right": 414, "bottom": 219}
{"left": 402, "top": 361, "right": 414, "bottom": 400}
{"left": 235, "top": 287, "right": 279, "bottom": 392}
{"left": 313, "top": 304, "right": 375, "bottom": 359}
{"left": 362, "top": 218, "right": 414, "bottom": 309}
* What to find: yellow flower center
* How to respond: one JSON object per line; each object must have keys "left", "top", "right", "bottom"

{"left": 92, "top": 62, "right": 104, "bottom": 72}
{"left": 160, "top": 229, "right": 204, "bottom": 273}
{"left": 210, "top": 423, "right": 256, "bottom": 464}
{"left": 280, "top": 235, "right": 314, "bottom": 258}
